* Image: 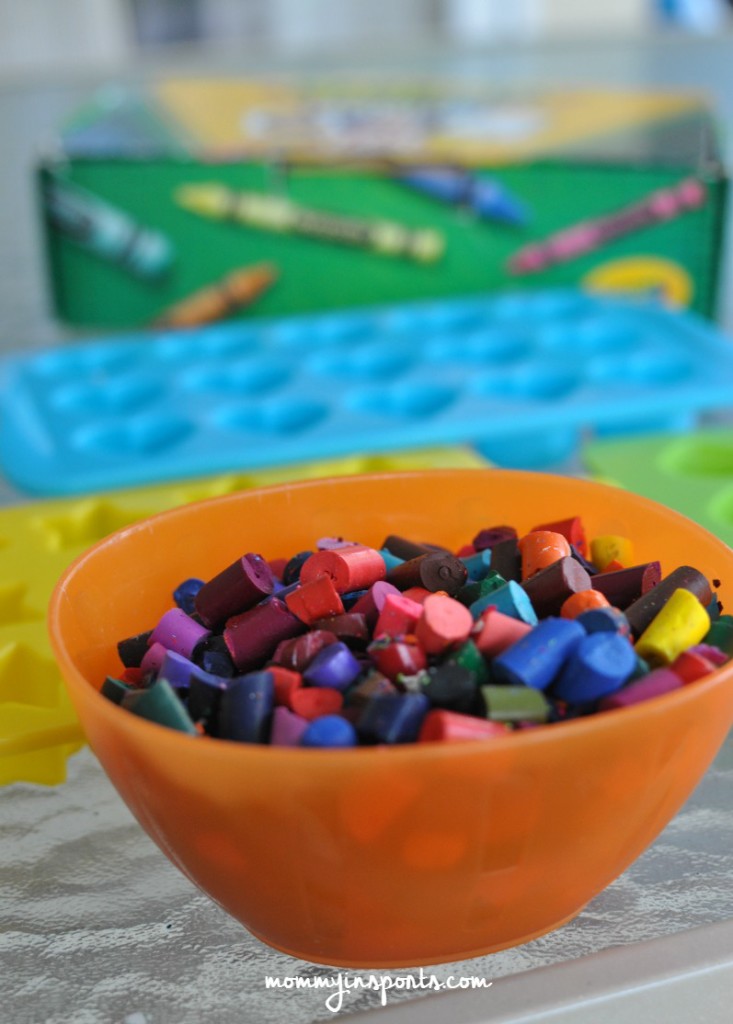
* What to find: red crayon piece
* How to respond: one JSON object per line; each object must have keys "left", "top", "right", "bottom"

{"left": 290, "top": 687, "right": 344, "bottom": 721}
{"left": 456, "top": 544, "right": 476, "bottom": 558}
{"left": 300, "top": 545, "right": 386, "bottom": 593}
{"left": 374, "top": 592, "right": 424, "bottom": 638}
{"left": 369, "top": 640, "right": 427, "bottom": 681}
{"left": 285, "top": 574, "right": 344, "bottom": 625}
{"left": 195, "top": 552, "right": 275, "bottom": 627}
{"left": 590, "top": 561, "right": 661, "bottom": 609}
{"left": 402, "top": 586, "right": 432, "bottom": 604}
{"left": 473, "top": 606, "right": 533, "bottom": 657}
{"left": 415, "top": 593, "right": 473, "bottom": 655}
{"left": 269, "top": 666, "right": 303, "bottom": 707}
{"left": 271, "top": 629, "right": 338, "bottom": 671}
{"left": 670, "top": 649, "right": 717, "bottom": 685}
{"left": 419, "top": 709, "right": 509, "bottom": 743}
{"left": 598, "top": 667, "right": 682, "bottom": 711}
{"left": 532, "top": 516, "right": 587, "bottom": 558}
{"left": 224, "top": 598, "right": 305, "bottom": 671}
{"left": 521, "top": 556, "right": 591, "bottom": 618}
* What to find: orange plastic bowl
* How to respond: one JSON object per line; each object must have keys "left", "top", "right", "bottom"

{"left": 49, "top": 470, "right": 733, "bottom": 967}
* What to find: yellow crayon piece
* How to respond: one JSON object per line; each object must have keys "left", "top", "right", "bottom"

{"left": 591, "top": 534, "right": 634, "bottom": 571}
{"left": 635, "top": 588, "right": 711, "bottom": 666}
{"left": 155, "top": 263, "right": 277, "bottom": 328}
{"left": 175, "top": 183, "right": 445, "bottom": 263}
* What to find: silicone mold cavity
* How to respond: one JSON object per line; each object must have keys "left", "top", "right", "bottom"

{"left": 347, "top": 383, "right": 457, "bottom": 418}
{"left": 72, "top": 415, "right": 193, "bottom": 456}
{"left": 216, "top": 399, "right": 328, "bottom": 435}
{"left": 178, "top": 359, "right": 290, "bottom": 396}
{"left": 306, "top": 346, "right": 413, "bottom": 380}
{"left": 50, "top": 377, "right": 158, "bottom": 415}
{"left": 473, "top": 367, "right": 580, "bottom": 401}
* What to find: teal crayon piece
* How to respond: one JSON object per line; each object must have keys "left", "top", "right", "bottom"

{"left": 175, "top": 183, "right": 444, "bottom": 263}
{"left": 43, "top": 175, "right": 174, "bottom": 279}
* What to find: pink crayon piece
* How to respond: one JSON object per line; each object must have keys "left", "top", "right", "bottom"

{"left": 598, "top": 667, "right": 682, "bottom": 711}
{"left": 508, "top": 176, "right": 707, "bottom": 276}
{"left": 270, "top": 706, "right": 309, "bottom": 746}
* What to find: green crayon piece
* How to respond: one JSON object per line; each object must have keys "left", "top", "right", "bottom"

{"left": 122, "top": 678, "right": 198, "bottom": 734}
{"left": 448, "top": 639, "right": 490, "bottom": 686}
{"left": 101, "top": 675, "right": 136, "bottom": 705}
{"left": 703, "top": 615, "right": 733, "bottom": 656}
{"left": 481, "top": 684, "right": 550, "bottom": 724}
{"left": 458, "top": 569, "right": 507, "bottom": 607}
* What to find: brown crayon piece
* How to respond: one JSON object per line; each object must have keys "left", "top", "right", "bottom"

{"left": 489, "top": 537, "right": 522, "bottom": 582}
{"left": 521, "top": 556, "right": 591, "bottom": 618}
{"left": 624, "top": 565, "right": 712, "bottom": 638}
{"left": 472, "top": 525, "right": 518, "bottom": 551}
{"left": 155, "top": 263, "right": 277, "bottom": 328}
{"left": 382, "top": 534, "right": 436, "bottom": 560}
{"left": 387, "top": 551, "right": 468, "bottom": 596}
{"left": 590, "top": 561, "right": 661, "bottom": 609}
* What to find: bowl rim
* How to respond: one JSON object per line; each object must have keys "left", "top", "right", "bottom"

{"left": 48, "top": 467, "right": 733, "bottom": 764}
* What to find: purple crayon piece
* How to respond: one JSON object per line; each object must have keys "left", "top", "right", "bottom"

{"left": 553, "top": 632, "right": 636, "bottom": 704}
{"left": 149, "top": 607, "right": 211, "bottom": 660}
{"left": 303, "top": 642, "right": 362, "bottom": 691}
{"left": 270, "top": 705, "right": 309, "bottom": 746}
{"left": 158, "top": 649, "right": 201, "bottom": 691}
{"left": 224, "top": 597, "right": 305, "bottom": 672}
{"left": 195, "top": 552, "right": 275, "bottom": 627}
{"left": 688, "top": 643, "right": 728, "bottom": 667}
{"left": 493, "top": 617, "right": 585, "bottom": 691}
{"left": 350, "top": 580, "right": 402, "bottom": 628}
{"left": 591, "top": 562, "right": 661, "bottom": 609}
{"left": 472, "top": 525, "right": 518, "bottom": 551}
{"left": 316, "top": 536, "right": 358, "bottom": 550}
{"left": 521, "top": 556, "right": 591, "bottom": 618}
{"left": 598, "top": 667, "right": 682, "bottom": 711}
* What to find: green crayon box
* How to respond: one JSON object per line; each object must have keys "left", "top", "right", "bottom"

{"left": 37, "top": 77, "right": 728, "bottom": 330}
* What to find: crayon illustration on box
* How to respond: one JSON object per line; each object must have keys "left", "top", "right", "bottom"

{"left": 37, "top": 79, "right": 727, "bottom": 329}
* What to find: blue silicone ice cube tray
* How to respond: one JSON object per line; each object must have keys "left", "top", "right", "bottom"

{"left": 2, "top": 290, "right": 732, "bottom": 496}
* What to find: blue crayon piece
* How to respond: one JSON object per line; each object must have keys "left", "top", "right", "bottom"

{"left": 493, "top": 617, "right": 584, "bottom": 690}
{"left": 461, "top": 549, "right": 493, "bottom": 582}
{"left": 357, "top": 692, "right": 429, "bottom": 744}
{"left": 173, "top": 577, "right": 205, "bottom": 615}
{"left": 303, "top": 642, "right": 362, "bottom": 690}
{"left": 300, "top": 714, "right": 358, "bottom": 748}
{"left": 188, "top": 672, "right": 228, "bottom": 728}
{"left": 218, "top": 671, "right": 274, "bottom": 743}
{"left": 378, "top": 548, "right": 405, "bottom": 572}
{"left": 553, "top": 632, "right": 636, "bottom": 704}
{"left": 342, "top": 588, "right": 368, "bottom": 610}
{"left": 470, "top": 579, "right": 537, "bottom": 625}
{"left": 397, "top": 167, "right": 528, "bottom": 227}
{"left": 577, "top": 606, "right": 631, "bottom": 638}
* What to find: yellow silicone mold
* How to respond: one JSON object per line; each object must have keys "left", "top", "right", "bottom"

{"left": 0, "top": 445, "right": 488, "bottom": 786}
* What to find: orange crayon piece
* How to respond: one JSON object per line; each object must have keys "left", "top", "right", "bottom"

{"left": 561, "top": 589, "right": 611, "bottom": 619}
{"left": 155, "top": 263, "right": 277, "bottom": 328}
{"left": 519, "top": 531, "right": 572, "bottom": 580}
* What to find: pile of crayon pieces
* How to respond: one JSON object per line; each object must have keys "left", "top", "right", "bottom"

{"left": 103, "top": 515, "right": 731, "bottom": 747}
